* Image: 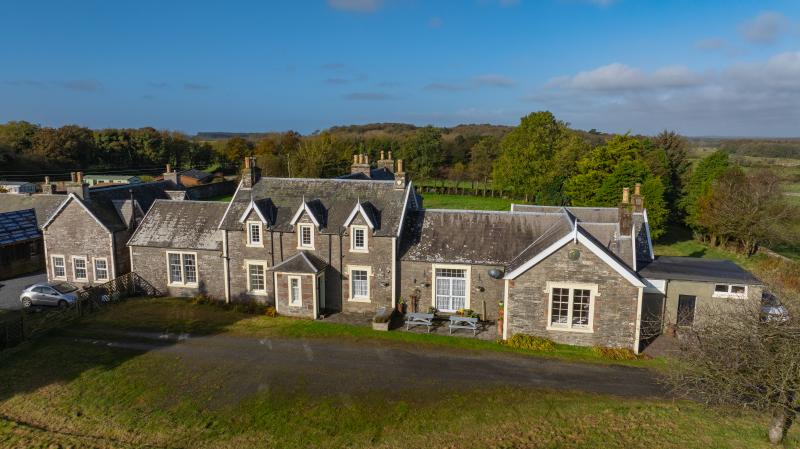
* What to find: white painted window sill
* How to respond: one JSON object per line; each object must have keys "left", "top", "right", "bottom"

{"left": 348, "top": 297, "right": 371, "bottom": 303}
{"left": 546, "top": 324, "right": 594, "bottom": 334}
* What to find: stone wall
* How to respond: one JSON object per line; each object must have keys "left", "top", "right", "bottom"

{"left": 43, "top": 200, "right": 114, "bottom": 287}
{"left": 506, "top": 241, "right": 641, "bottom": 349}
{"left": 226, "top": 210, "right": 394, "bottom": 314}
{"left": 129, "top": 246, "right": 225, "bottom": 299}
{"left": 398, "top": 260, "right": 505, "bottom": 320}
{"left": 274, "top": 272, "right": 316, "bottom": 318}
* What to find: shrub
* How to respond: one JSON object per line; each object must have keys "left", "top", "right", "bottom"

{"left": 506, "top": 334, "right": 555, "bottom": 352}
{"left": 265, "top": 306, "right": 278, "bottom": 317}
{"left": 592, "top": 346, "right": 646, "bottom": 360}
{"left": 190, "top": 294, "right": 215, "bottom": 305}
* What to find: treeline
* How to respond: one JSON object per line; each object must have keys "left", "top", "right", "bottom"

{"left": 0, "top": 122, "right": 216, "bottom": 174}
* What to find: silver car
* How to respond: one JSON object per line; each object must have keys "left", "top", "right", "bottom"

{"left": 19, "top": 282, "right": 79, "bottom": 308}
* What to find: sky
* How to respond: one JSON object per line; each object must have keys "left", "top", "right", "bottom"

{"left": 2, "top": 0, "right": 800, "bottom": 136}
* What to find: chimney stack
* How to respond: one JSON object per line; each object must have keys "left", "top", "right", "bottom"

{"left": 350, "top": 153, "right": 371, "bottom": 178}
{"left": 66, "top": 171, "right": 90, "bottom": 200}
{"left": 241, "top": 156, "right": 261, "bottom": 188}
{"left": 394, "top": 159, "right": 407, "bottom": 189}
{"left": 377, "top": 150, "right": 395, "bottom": 173}
{"left": 41, "top": 176, "right": 55, "bottom": 194}
{"left": 632, "top": 183, "right": 644, "bottom": 213}
{"left": 618, "top": 187, "right": 632, "bottom": 235}
{"left": 163, "top": 164, "right": 181, "bottom": 188}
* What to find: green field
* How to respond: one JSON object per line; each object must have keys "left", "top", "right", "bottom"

{"left": 0, "top": 299, "right": 795, "bottom": 449}
{"left": 421, "top": 193, "right": 514, "bottom": 211}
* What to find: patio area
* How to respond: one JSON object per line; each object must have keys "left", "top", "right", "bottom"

{"left": 320, "top": 311, "right": 500, "bottom": 341}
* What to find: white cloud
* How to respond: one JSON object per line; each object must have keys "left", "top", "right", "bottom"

{"left": 474, "top": 74, "right": 516, "bottom": 87}
{"left": 530, "top": 52, "right": 800, "bottom": 135}
{"left": 739, "top": 11, "right": 789, "bottom": 44}
{"left": 548, "top": 63, "right": 702, "bottom": 91}
{"left": 327, "top": 0, "right": 382, "bottom": 13}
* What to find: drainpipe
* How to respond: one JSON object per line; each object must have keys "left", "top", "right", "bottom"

{"left": 222, "top": 230, "right": 230, "bottom": 303}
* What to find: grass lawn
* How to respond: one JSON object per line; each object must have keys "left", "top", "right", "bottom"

{"left": 0, "top": 299, "right": 796, "bottom": 449}
{"left": 421, "top": 193, "right": 515, "bottom": 211}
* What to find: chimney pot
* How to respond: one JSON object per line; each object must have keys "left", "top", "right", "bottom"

{"left": 76, "top": 172, "right": 83, "bottom": 184}
{"left": 622, "top": 187, "right": 630, "bottom": 204}
{"left": 353, "top": 154, "right": 358, "bottom": 164}
{"left": 397, "top": 159, "right": 404, "bottom": 173}
{"left": 166, "top": 164, "right": 172, "bottom": 173}
{"left": 388, "top": 151, "right": 392, "bottom": 160}
{"left": 634, "top": 183, "right": 641, "bottom": 196}
{"left": 44, "top": 176, "right": 50, "bottom": 183}
{"left": 380, "top": 150, "right": 385, "bottom": 160}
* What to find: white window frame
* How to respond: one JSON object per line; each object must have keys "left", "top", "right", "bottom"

{"left": 347, "top": 265, "right": 372, "bottom": 302}
{"left": 431, "top": 264, "right": 471, "bottom": 312}
{"left": 93, "top": 257, "right": 109, "bottom": 282}
{"left": 712, "top": 284, "right": 748, "bottom": 299}
{"left": 297, "top": 224, "right": 314, "bottom": 249}
{"left": 165, "top": 251, "right": 199, "bottom": 287}
{"left": 51, "top": 255, "right": 66, "bottom": 280}
{"left": 288, "top": 275, "right": 302, "bottom": 306}
{"left": 545, "top": 282, "right": 598, "bottom": 333}
{"left": 246, "top": 260, "right": 269, "bottom": 295}
{"left": 72, "top": 256, "right": 88, "bottom": 282}
{"left": 350, "top": 225, "right": 369, "bottom": 253}
{"left": 246, "top": 221, "right": 263, "bottom": 247}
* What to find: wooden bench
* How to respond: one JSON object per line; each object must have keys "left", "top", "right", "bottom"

{"left": 405, "top": 312, "right": 434, "bottom": 332}
{"left": 449, "top": 316, "right": 479, "bottom": 336}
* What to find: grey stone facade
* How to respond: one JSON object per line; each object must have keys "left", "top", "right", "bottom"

{"left": 506, "top": 242, "right": 641, "bottom": 349}
{"left": 130, "top": 246, "right": 226, "bottom": 299}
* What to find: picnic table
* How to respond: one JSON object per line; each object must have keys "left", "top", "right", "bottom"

{"left": 405, "top": 312, "right": 434, "bottom": 332}
{"left": 449, "top": 315, "right": 479, "bottom": 336}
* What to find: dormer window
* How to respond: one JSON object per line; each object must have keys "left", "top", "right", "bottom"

{"left": 247, "top": 221, "right": 263, "bottom": 247}
{"left": 298, "top": 224, "right": 314, "bottom": 249}
{"left": 350, "top": 225, "right": 368, "bottom": 253}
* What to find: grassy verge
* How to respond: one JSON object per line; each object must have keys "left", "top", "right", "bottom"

{"left": 420, "top": 193, "right": 515, "bottom": 211}
{"left": 0, "top": 335, "right": 793, "bottom": 448}
{"left": 67, "top": 298, "right": 661, "bottom": 368}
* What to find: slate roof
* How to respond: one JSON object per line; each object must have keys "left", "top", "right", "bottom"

{"left": 219, "top": 177, "right": 409, "bottom": 237}
{"left": 91, "top": 181, "right": 171, "bottom": 212}
{"left": 127, "top": 200, "right": 228, "bottom": 250}
{"left": 338, "top": 167, "right": 396, "bottom": 181}
{"left": 84, "top": 174, "right": 139, "bottom": 182}
{"left": 400, "top": 209, "right": 567, "bottom": 266}
{"left": 0, "top": 180, "right": 35, "bottom": 186}
{"left": 637, "top": 256, "right": 762, "bottom": 285}
{"left": 179, "top": 169, "right": 213, "bottom": 182}
{"left": 0, "top": 194, "right": 67, "bottom": 228}
{"left": 270, "top": 251, "right": 327, "bottom": 274}
{"left": 0, "top": 209, "right": 40, "bottom": 246}
{"left": 506, "top": 213, "right": 574, "bottom": 273}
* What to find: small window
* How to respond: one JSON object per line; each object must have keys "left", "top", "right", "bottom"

{"left": 713, "top": 284, "right": 747, "bottom": 298}
{"left": 247, "top": 222, "right": 262, "bottom": 246}
{"left": 714, "top": 284, "right": 729, "bottom": 293}
{"left": 350, "top": 268, "right": 370, "bottom": 301}
{"left": 351, "top": 226, "right": 368, "bottom": 252}
{"left": 52, "top": 256, "right": 66, "bottom": 279}
{"left": 289, "top": 276, "right": 302, "bottom": 306}
{"left": 73, "top": 257, "right": 88, "bottom": 281}
{"left": 731, "top": 285, "right": 746, "bottom": 295}
{"left": 298, "top": 224, "right": 313, "bottom": 249}
{"left": 94, "top": 258, "right": 109, "bottom": 282}
{"left": 168, "top": 253, "right": 183, "bottom": 284}
{"left": 248, "top": 263, "right": 266, "bottom": 293}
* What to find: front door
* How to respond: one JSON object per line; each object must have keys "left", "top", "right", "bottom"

{"left": 435, "top": 268, "right": 466, "bottom": 312}
{"left": 317, "top": 274, "right": 326, "bottom": 311}
{"left": 677, "top": 295, "right": 696, "bottom": 326}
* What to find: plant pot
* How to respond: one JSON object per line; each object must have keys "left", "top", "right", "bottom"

{"left": 497, "top": 318, "right": 503, "bottom": 338}
{"left": 372, "top": 322, "right": 389, "bottom": 332}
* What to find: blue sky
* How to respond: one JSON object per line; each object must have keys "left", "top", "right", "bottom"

{"left": 2, "top": 0, "right": 800, "bottom": 136}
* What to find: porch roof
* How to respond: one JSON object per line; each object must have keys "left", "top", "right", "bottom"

{"left": 637, "top": 256, "right": 761, "bottom": 285}
{"left": 270, "top": 251, "right": 327, "bottom": 274}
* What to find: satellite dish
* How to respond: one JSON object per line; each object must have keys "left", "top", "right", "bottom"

{"left": 488, "top": 268, "right": 504, "bottom": 279}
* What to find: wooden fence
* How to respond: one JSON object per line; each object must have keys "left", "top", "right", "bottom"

{"left": 0, "top": 272, "right": 161, "bottom": 351}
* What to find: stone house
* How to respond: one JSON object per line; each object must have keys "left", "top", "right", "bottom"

{"left": 40, "top": 172, "right": 170, "bottom": 287}
{"left": 124, "top": 158, "right": 763, "bottom": 353}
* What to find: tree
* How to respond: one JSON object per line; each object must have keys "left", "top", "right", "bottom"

{"left": 696, "top": 168, "right": 799, "bottom": 255}
{"left": 400, "top": 126, "right": 444, "bottom": 180}
{"left": 222, "top": 137, "right": 254, "bottom": 165}
{"left": 30, "top": 125, "right": 95, "bottom": 166}
{"left": 468, "top": 136, "right": 500, "bottom": 186}
{"left": 683, "top": 151, "right": 731, "bottom": 233}
{"left": 288, "top": 134, "right": 338, "bottom": 178}
{"left": 493, "top": 111, "right": 587, "bottom": 202}
{"left": 664, "top": 288, "right": 800, "bottom": 444}
{"left": 653, "top": 130, "right": 691, "bottom": 217}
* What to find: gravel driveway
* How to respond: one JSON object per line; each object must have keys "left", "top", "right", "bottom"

{"left": 0, "top": 271, "right": 46, "bottom": 310}
{"left": 70, "top": 329, "right": 666, "bottom": 398}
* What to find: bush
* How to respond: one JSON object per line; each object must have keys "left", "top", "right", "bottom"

{"left": 505, "top": 334, "right": 555, "bottom": 352}
{"left": 265, "top": 306, "right": 278, "bottom": 317}
{"left": 190, "top": 294, "right": 215, "bottom": 305}
{"left": 592, "top": 346, "right": 645, "bottom": 360}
